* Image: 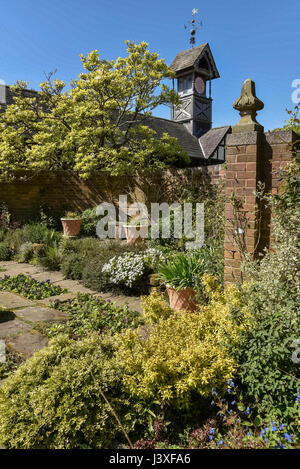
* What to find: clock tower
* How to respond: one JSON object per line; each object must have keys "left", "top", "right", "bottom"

{"left": 170, "top": 43, "right": 220, "bottom": 138}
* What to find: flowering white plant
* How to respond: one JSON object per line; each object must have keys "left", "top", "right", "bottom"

{"left": 102, "top": 249, "right": 166, "bottom": 288}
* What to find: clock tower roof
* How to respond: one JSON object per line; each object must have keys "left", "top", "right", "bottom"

{"left": 170, "top": 42, "right": 220, "bottom": 80}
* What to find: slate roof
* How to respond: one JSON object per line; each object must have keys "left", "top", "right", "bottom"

{"left": 141, "top": 115, "right": 204, "bottom": 159}
{"left": 170, "top": 43, "right": 220, "bottom": 79}
{"left": 170, "top": 44, "right": 207, "bottom": 73}
{"left": 199, "top": 126, "right": 231, "bottom": 159}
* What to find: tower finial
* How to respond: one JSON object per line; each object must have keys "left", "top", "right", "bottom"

{"left": 184, "top": 8, "right": 203, "bottom": 48}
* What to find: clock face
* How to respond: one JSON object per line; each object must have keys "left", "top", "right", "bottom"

{"left": 195, "top": 76, "right": 205, "bottom": 95}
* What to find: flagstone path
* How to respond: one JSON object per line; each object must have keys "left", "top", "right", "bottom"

{"left": 0, "top": 261, "right": 142, "bottom": 365}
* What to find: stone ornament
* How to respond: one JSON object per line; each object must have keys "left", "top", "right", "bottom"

{"left": 232, "top": 78, "right": 264, "bottom": 133}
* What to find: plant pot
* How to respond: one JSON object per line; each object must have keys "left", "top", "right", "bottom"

{"left": 166, "top": 287, "right": 197, "bottom": 312}
{"left": 61, "top": 218, "right": 82, "bottom": 237}
{"left": 124, "top": 224, "right": 148, "bottom": 244}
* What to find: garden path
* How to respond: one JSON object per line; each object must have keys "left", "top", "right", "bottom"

{"left": 0, "top": 261, "right": 142, "bottom": 379}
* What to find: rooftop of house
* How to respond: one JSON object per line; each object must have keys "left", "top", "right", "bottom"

{"left": 170, "top": 43, "right": 220, "bottom": 79}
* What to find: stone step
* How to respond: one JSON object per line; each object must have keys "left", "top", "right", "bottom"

{"left": 15, "top": 305, "right": 68, "bottom": 323}
{"left": 0, "top": 292, "right": 35, "bottom": 309}
{"left": 0, "top": 318, "right": 31, "bottom": 339}
{"left": 6, "top": 331, "right": 48, "bottom": 359}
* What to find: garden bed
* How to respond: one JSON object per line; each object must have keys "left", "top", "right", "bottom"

{"left": 0, "top": 274, "right": 67, "bottom": 300}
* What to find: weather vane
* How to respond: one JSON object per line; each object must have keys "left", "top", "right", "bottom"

{"left": 184, "top": 8, "right": 203, "bottom": 47}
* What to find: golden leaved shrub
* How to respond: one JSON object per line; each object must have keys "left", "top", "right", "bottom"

{"left": 118, "top": 275, "right": 250, "bottom": 410}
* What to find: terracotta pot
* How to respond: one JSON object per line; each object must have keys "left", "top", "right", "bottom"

{"left": 167, "top": 287, "right": 197, "bottom": 312}
{"left": 124, "top": 224, "right": 148, "bottom": 244}
{"left": 61, "top": 218, "right": 82, "bottom": 237}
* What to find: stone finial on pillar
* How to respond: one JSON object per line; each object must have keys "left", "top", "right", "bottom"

{"left": 232, "top": 79, "right": 264, "bottom": 133}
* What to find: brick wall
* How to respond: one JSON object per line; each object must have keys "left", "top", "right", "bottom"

{"left": 0, "top": 165, "right": 222, "bottom": 223}
{"left": 224, "top": 129, "right": 297, "bottom": 283}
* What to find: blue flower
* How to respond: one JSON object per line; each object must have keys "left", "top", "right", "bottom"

{"left": 271, "top": 422, "right": 277, "bottom": 432}
{"left": 246, "top": 406, "right": 250, "bottom": 415}
{"left": 283, "top": 433, "right": 292, "bottom": 443}
{"left": 209, "top": 428, "right": 215, "bottom": 435}
{"left": 231, "top": 401, "right": 235, "bottom": 405}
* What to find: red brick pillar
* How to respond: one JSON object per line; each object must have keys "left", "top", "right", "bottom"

{"left": 224, "top": 78, "right": 265, "bottom": 283}
{"left": 224, "top": 132, "right": 262, "bottom": 283}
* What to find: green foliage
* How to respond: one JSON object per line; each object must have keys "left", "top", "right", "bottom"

{"left": 0, "top": 42, "right": 189, "bottom": 181}
{"left": 0, "top": 334, "right": 138, "bottom": 449}
{"left": 60, "top": 252, "right": 84, "bottom": 280}
{"left": 23, "top": 223, "right": 62, "bottom": 246}
{"left": 158, "top": 247, "right": 221, "bottom": 291}
{"left": 273, "top": 104, "right": 300, "bottom": 134}
{"left": 80, "top": 207, "right": 100, "bottom": 236}
{"left": 232, "top": 153, "right": 300, "bottom": 426}
{"left": 38, "top": 244, "right": 62, "bottom": 271}
{"left": 141, "top": 290, "right": 174, "bottom": 325}
{"left": 0, "top": 274, "right": 67, "bottom": 299}
{"left": 48, "top": 293, "right": 143, "bottom": 338}
{"left": 118, "top": 293, "right": 240, "bottom": 412}
{"left": 0, "top": 349, "right": 22, "bottom": 381}
{"left": 0, "top": 242, "right": 13, "bottom": 261}
{"left": 62, "top": 211, "right": 80, "bottom": 219}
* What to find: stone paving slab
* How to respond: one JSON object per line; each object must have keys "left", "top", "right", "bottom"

{"left": 0, "top": 318, "right": 31, "bottom": 339}
{"left": 94, "top": 292, "right": 142, "bottom": 313}
{"left": 15, "top": 306, "right": 68, "bottom": 323}
{"left": 0, "top": 292, "right": 35, "bottom": 309}
{"left": 35, "top": 292, "right": 77, "bottom": 306}
{"left": 6, "top": 331, "right": 48, "bottom": 359}
{"left": 55, "top": 279, "right": 94, "bottom": 294}
{"left": 30, "top": 271, "right": 65, "bottom": 283}
{"left": 0, "top": 262, "right": 43, "bottom": 278}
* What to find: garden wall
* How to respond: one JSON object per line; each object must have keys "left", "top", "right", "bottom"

{"left": 1, "top": 165, "right": 222, "bottom": 222}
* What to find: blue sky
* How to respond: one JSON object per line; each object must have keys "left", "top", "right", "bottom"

{"left": 1, "top": 0, "right": 299, "bottom": 130}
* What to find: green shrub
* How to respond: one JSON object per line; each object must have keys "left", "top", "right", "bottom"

{"left": 81, "top": 207, "right": 100, "bottom": 236}
{"left": 0, "top": 334, "right": 138, "bottom": 449}
{"left": 18, "top": 242, "right": 35, "bottom": 263}
{"left": 60, "top": 253, "right": 85, "bottom": 279}
{"left": 141, "top": 290, "right": 173, "bottom": 324}
{"left": 59, "top": 238, "right": 104, "bottom": 280}
{"left": 3, "top": 228, "right": 24, "bottom": 253}
{"left": 48, "top": 293, "right": 143, "bottom": 338}
{"left": 157, "top": 247, "right": 222, "bottom": 294}
{"left": 118, "top": 287, "right": 240, "bottom": 412}
{"left": 38, "top": 244, "right": 62, "bottom": 271}
{"left": 233, "top": 204, "right": 300, "bottom": 426}
{"left": 23, "top": 223, "right": 61, "bottom": 246}
{"left": 0, "top": 242, "right": 13, "bottom": 261}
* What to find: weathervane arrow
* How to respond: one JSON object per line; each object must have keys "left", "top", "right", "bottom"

{"left": 184, "top": 8, "right": 203, "bottom": 47}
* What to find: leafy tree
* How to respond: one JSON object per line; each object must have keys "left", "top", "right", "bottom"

{"left": 273, "top": 104, "right": 300, "bottom": 134}
{"left": 0, "top": 41, "right": 189, "bottom": 181}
